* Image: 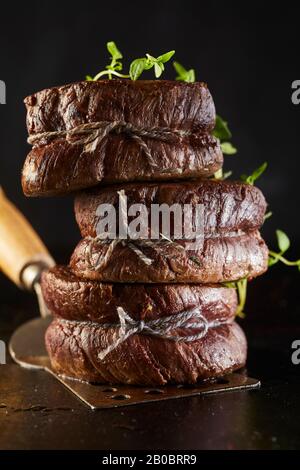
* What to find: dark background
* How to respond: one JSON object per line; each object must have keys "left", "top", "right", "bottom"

{"left": 0, "top": 1, "right": 299, "bottom": 320}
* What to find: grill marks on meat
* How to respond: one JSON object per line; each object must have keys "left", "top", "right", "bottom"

{"left": 41, "top": 265, "right": 238, "bottom": 323}
{"left": 74, "top": 180, "right": 267, "bottom": 237}
{"left": 22, "top": 80, "right": 221, "bottom": 196}
{"left": 45, "top": 318, "right": 247, "bottom": 385}
{"left": 69, "top": 231, "right": 268, "bottom": 283}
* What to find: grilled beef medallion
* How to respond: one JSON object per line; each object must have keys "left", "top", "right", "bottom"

{"left": 74, "top": 179, "right": 267, "bottom": 238}
{"left": 46, "top": 318, "right": 247, "bottom": 385}
{"left": 70, "top": 230, "right": 268, "bottom": 283}
{"left": 41, "top": 265, "right": 238, "bottom": 323}
{"left": 22, "top": 80, "right": 222, "bottom": 196}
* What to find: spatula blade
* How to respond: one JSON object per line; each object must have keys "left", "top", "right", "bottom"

{"left": 9, "top": 317, "right": 51, "bottom": 369}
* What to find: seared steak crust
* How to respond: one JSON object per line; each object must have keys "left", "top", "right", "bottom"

{"left": 22, "top": 134, "right": 222, "bottom": 196}
{"left": 25, "top": 80, "right": 216, "bottom": 135}
{"left": 22, "top": 80, "right": 220, "bottom": 196}
{"left": 41, "top": 265, "right": 238, "bottom": 323}
{"left": 74, "top": 179, "right": 267, "bottom": 237}
{"left": 69, "top": 231, "right": 269, "bottom": 283}
{"left": 45, "top": 318, "right": 247, "bottom": 385}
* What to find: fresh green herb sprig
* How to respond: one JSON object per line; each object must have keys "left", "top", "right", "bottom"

{"left": 86, "top": 42, "right": 130, "bottom": 81}
{"left": 240, "top": 162, "right": 268, "bottom": 185}
{"left": 224, "top": 279, "right": 247, "bottom": 318}
{"left": 264, "top": 211, "right": 273, "bottom": 222}
{"left": 213, "top": 115, "right": 237, "bottom": 179}
{"left": 172, "top": 62, "right": 237, "bottom": 158}
{"left": 269, "top": 230, "right": 300, "bottom": 270}
{"left": 213, "top": 169, "right": 232, "bottom": 180}
{"left": 226, "top": 229, "right": 300, "bottom": 317}
{"left": 87, "top": 42, "right": 175, "bottom": 81}
{"left": 213, "top": 115, "right": 237, "bottom": 156}
{"left": 130, "top": 50, "right": 175, "bottom": 80}
{"left": 173, "top": 61, "right": 195, "bottom": 83}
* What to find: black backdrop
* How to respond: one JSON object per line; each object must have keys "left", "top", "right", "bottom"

{"left": 0, "top": 1, "right": 300, "bottom": 280}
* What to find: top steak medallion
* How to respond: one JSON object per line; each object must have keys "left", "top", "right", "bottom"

{"left": 22, "top": 80, "right": 222, "bottom": 196}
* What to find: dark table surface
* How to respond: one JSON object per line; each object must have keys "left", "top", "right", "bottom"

{"left": 0, "top": 266, "right": 300, "bottom": 450}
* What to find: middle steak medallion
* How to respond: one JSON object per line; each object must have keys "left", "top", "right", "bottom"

{"left": 70, "top": 180, "right": 269, "bottom": 283}
{"left": 41, "top": 265, "right": 238, "bottom": 323}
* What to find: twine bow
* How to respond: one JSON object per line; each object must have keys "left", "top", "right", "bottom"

{"left": 98, "top": 306, "right": 228, "bottom": 360}
{"left": 28, "top": 120, "right": 189, "bottom": 169}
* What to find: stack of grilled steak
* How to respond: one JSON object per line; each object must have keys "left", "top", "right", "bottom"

{"left": 22, "top": 80, "right": 268, "bottom": 386}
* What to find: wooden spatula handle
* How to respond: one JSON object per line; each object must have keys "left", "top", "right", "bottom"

{"left": 0, "top": 187, "right": 54, "bottom": 288}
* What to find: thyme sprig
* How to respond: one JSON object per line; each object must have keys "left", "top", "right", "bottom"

{"left": 241, "top": 162, "right": 268, "bottom": 185}
{"left": 173, "top": 61, "right": 195, "bottom": 83}
{"left": 86, "top": 42, "right": 130, "bottom": 81}
{"left": 224, "top": 279, "right": 247, "bottom": 318}
{"left": 172, "top": 62, "right": 237, "bottom": 158}
{"left": 269, "top": 230, "right": 300, "bottom": 270}
{"left": 86, "top": 42, "right": 175, "bottom": 81}
{"left": 213, "top": 115, "right": 237, "bottom": 156}
{"left": 130, "top": 51, "right": 175, "bottom": 80}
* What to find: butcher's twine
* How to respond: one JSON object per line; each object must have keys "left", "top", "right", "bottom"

{"left": 86, "top": 187, "right": 187, "bottom": 270}
{"left": 27, "top": 120, "right": 190, "bottom": 169}
{"left": 85, "top": 236, "right": 187, "bottom": 270}
{"left": 97, "top": 306, "right": 229, "bottom": 360}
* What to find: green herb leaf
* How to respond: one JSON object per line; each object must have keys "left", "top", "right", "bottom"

{"left": 214, "top": 169, "right": 233, "bottom": 180}
{"left": 264, "top": 211, "right": 273, "bottom": 221}
{"left": 214, "top": 169, "right": 223, "bottom": 179}
{"left": 106, "top": 60, "right": 123, "bottom": 71}
{"left": 223, "top": 278, "right": 248, "bottom": 317}
{"left": 268, "top": 230, "right": 300, "bottom": 270}
{"left": 172, "top": 66, "right": 236, "bottom": 155}
{"left": 107, "top": 41, "right": 123, "bottom": 61}
{"left": 213, "top": 115, "right": 232, "bottom": 141}
{"left": 241, "top": 162, "right": 268, "bottom": 185}
{"left": 154, "top": 62, "right": 163, "bottom": 78}
{"left": 221, "top": 142, "right": 237, "bottom": 155}
{"left": 129, "top": 58, "right": 148, "bottom": 80}
{"left": 213, "top": 116, "right": 237, "bottom": 155}
{"left": 157, "top": 50, "right": 175, "bottom": 63}
{"left": 130, "top": 51, "right": 174, "bottom": 80}
{"left": 85, "top": 75, "right": 93, "bottom": 81}
{"left": 173, "top": 61, "right": 196, "bottom": 83}
{"left": 223, "top": 170, "right": 233, "bottom": 179}
{"left": 87, "top": 41, "right": 130, "bottom": 81}
{"left": 223, "top": 281, "right": 237, "bottom": 288}
{"left": 268, "top": 256, "right": 278, "bottom": 267}
{"left": 144, "top": 55, "right": 155, "bottom": 70}
{"left": 276, "top": 229, "right": 290, "bottom": 253}
{"left": 250, "top": 162, "right": 268, "bottom": 183}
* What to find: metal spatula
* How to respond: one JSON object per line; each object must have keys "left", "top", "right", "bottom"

{"left": 0, "top": 188, "right": 260, "bottom": 409}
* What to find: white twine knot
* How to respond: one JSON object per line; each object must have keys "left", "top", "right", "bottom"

{"left": 98, "top": 306, "right": 228, "bottom": 361}
{"left": 27, "top": 120, "right": 190, "bottom": 169}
